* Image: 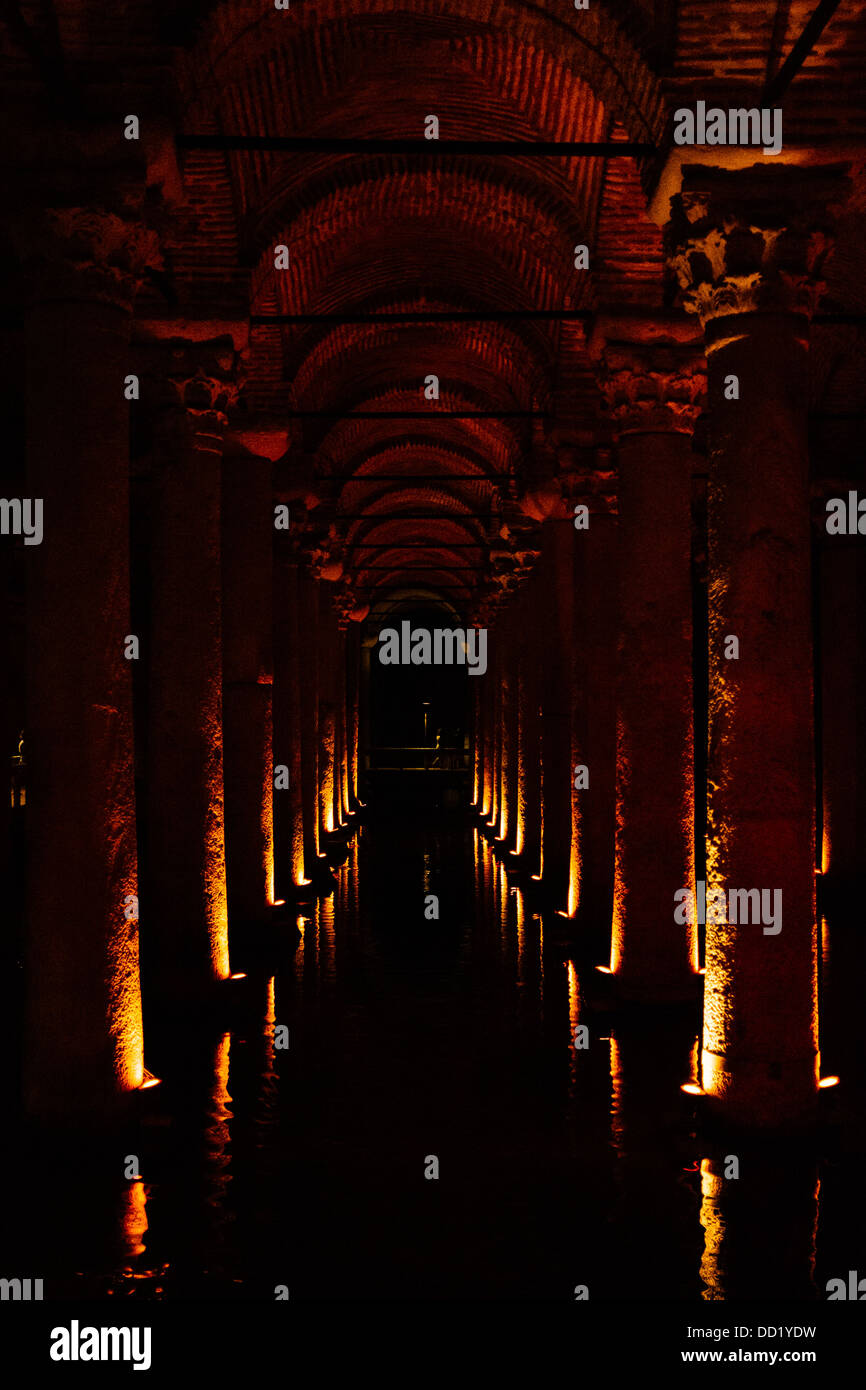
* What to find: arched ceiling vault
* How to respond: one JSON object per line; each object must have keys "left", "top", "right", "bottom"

{"left": 140, "top": 0, "right": 866, "bottom": 616}
{"left": 172, "top": 5, "right": 644, "bottom": 614}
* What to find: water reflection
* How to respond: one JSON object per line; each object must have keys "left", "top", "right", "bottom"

{"left": 1, "top": 816, "right": 864, "bottom": 1300}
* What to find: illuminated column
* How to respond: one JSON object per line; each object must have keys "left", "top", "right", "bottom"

{"left": 819, "top": 535, "right": 866, "bottom": 891}
{"left": 667, "top": 164, "right": 847, "bottom": 1123}
{"left": 497, "top": 598, "right": 520, "bottom": 848}
{"left": 472, "top": 661, "right": 483, "bottom": 809}
{"left": 579, "top": 504, "right": 618, "bottom": 923}
{"left": 298, "top": 571, "right": 322, "bottom": 876}
{"left": 518, "top": 576, "right": 543, "bottom": 876}
{"left": 317, "top": 589, "right": 338, "bottom": 839}
{"left": 488, "top": 618, "right": 503, "bottom": 830}
{"left": 221, "top": 448, "right": 274, "bottom": 920}
{"left": 272, "top": 542, "right": 306, "bottom": 891}
{"left": 144, "top": 338, "right": 238, "bottom": 996}
{"left": 538, "top": 520, "right": 575, "bottom": 907}
{"left": 337, "top": 623, "right": 351, "bottom": 825}
{"left": 345, "top": 620, "right": 362, "bottom": 812}
{"left": 20, "top": 208, "right": 154, "bottom": 1114}
{"left": 593, "top": 315, "right": 703, "bottom": 999}
{"left": 481, "top": 617, "right": 496, "bottom": 819}
{"left": 513, "top": 586, "right": 529, "bottom": 857}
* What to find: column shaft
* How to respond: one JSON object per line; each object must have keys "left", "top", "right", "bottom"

{"left": 24, "top": 294, "right": 144, "bottom": 1114}
{"left": 703, "top": 313, "right": 817, "bottom": 1120}
{"left": 539, "top": 521, "right": 575, "bottom": 907}
{"left": 298, "top": 572, "right": 322, "bottom": 877}
{"left": 609, "top": 429, "right": 697, "bottom": 996}
{"left": 221, "top": 452, "right": 274, "bottom": 921}
{"left": 145, "top": 407, "right": 230, "bottom": 996}
{"left": 273, "top": 550, "right": 307, "bottom": 891}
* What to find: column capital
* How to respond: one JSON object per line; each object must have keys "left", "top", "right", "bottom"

{"left": 590, "top": 312, "right": 706, "bottom": 435}
{"left": 12, "top": 204, "right": 161, "bottom": 310}
{"left": 143, "top": 335, "right": 243, "bottom": 456}
{"left": 665, "top": 162, "right": 851, "bottom": 329}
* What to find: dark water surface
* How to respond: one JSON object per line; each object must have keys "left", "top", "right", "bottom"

{"left": 4, "top": 809, "right": 866, "bottom": 1302}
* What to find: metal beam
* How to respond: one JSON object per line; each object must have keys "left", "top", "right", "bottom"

{"left": 178, "top": 135, "right": 654, "bottom": 157}
{"left": 284, "top": 410, "right": 544, "bottom": 419}
{"left": 762, "top": 0, "right": 843, "bottom": 105}
{"left": 251, "top": 310, "right": 592, "bottom": 325}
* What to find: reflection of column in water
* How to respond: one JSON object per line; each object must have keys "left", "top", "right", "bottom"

{"left": 698, "top": 1161, "right": 726, "bottom": 1301}
{"left": 497, "top": 860, "right": 509, "bottom": 958}
{"left": 516, "top": 888, "right": 526, "bottom": 986}
{"left": 607, "top": 1021, "right": 701, "bottom": 1296}
{"left": 473, "top": 827, "right": 483, "bottom": 903}
{"left": 698, "top": 1154, "right": 819, "bottom": 1300}
{"left": 119, "top": 1177, "right": 148, "bottom": 1261}
{"left": 254, "top": 976, "right": 280, "bottom": 1140}
{"left": 319, "top": 893, "right": 336, "bottom": 985}
{"left": 609, "top": 1035, "right": 625, "bottom": 1155}
{"left": 204, "top": 1033, "right": 233, "bottom": 1216}
{"left": 567, "top": 961, "right": 581, "bottom": 1099}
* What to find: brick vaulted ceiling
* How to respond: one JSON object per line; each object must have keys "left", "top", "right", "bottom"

{"left": 4, "top": 0, "right": 866, "bottom": 613}
{"left": 164, "top": 1, "right": 663, "bottom": 617}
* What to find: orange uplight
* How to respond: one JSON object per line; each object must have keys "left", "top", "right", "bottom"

{"left": 681, "top": 1082, "right": 704, "bottom": 1096}
{"left": 230, "top": 972, "right": 247, "bottom": 980}
{"left": 819, "top": 1076, "right": 840, "bottom": 1089}
{"left": 273, "top": 898, "right": 286, "bottom": 907}
{"left": 595, "top": 964, "right": 613, "bottom": 975}
{"left": 139, "top": 1074, "right": 162, "bottom": 1091}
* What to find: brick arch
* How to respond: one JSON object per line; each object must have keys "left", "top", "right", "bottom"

{"left": 178, "top": 0, "right": 664, "bottom": 145}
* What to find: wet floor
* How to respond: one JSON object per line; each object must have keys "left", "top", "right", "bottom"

{"left": 3, "top": 807, "right": 866, "bottom": 1302}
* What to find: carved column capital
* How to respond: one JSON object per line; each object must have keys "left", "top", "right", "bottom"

{"left": 591, "top": 314, "right": 706, "bottom": 436}
{"left": 13, "top": 205, "right": 162, "bottom": 309}
{"left": 145, "top": 336, "right": 244, "bottom": 457}
{"left": 665, "top": 163, "right": 851, "bottom": 328}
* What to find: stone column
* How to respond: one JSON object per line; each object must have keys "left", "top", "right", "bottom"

{"left": 592, "top": 315, "right": 704, "bottom": 1000}
{"left": 487, "top": 620, "right": 503, "bottom": 831}
{"left": 472, "top": 664, "right": 483, "bottom": 810}
{"left": 336, "top": 622, "right": 351, "bottom": 825}
{"left": 496, "top": 599, "right": 520, "bottom": 849}
{"left": 579, "top": 505, "right": 618, "bottom": 925}
{"left": 518, "top": 575, "right": 543, "bottom": 877}
{"left": 317, "top": 588, "right": 338, "bottom": 839}
{"left": 667, "top": 163, "right": 848, "bottom": 1124}
{"left": 819, "top": 534, "right": 866, "bottom": 891}
{"left": 481, "top": 623, "right": 496, "bottom": 821}
{"left": 143, "top": 338, "right": 238, "bottom": 998}
{"left": 20, "top": 207, "right": 157, "bottom": 1115}
{"left": 345, "top": 621, "right": 362, "bottom": 813}
{"left": 272, "top": 541, "right": 307, "bottom": 892}
{"left": 221, "top": 447, "right": 274, "bottom": 923}
{"left": 298, "top": 570, "right": 323, "bottom": 878}
{"left": 538, "top": 520, "right": 575, "bottom": 908}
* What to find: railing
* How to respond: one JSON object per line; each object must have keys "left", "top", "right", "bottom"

{"left": 10, "top": 755, "right": 25, "bottom": 808}
{"left": 364, "top": 745, "right": 470, "bottom": 772}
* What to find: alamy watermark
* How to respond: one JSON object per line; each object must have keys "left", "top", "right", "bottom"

{"left": 0, "top": 498, "right": 42, "bottom": 545}
{"left": 50, "top": 1321, "right": 151, "bottom": 1371}
{"left": 673, "top": 101, "right": 782, "bottom": 156}
{"left": 674, "top": 880, "right": 782, "bottom": 935}
{"left": 377, "top": 621, "right": 487, "bottom": 676}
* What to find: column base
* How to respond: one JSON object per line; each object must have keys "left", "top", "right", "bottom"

{"left": 600, "top": 965, "right": 703, "bottom": 1007}
{"left": 699, "top": 1050, "right": 822, "bottom": 1131}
